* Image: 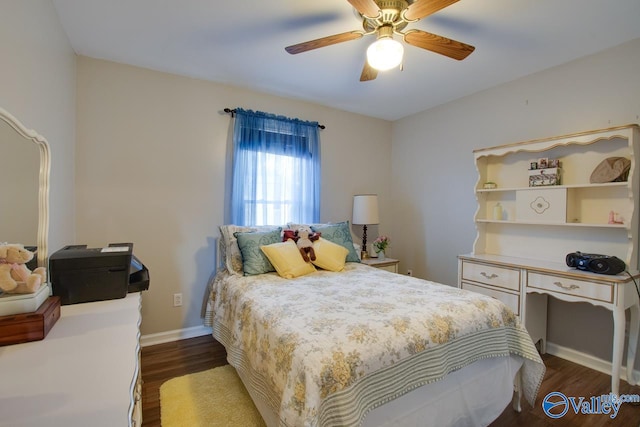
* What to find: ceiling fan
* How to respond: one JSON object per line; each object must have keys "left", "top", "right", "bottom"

{"left": 285, "top": 0, "right": 475, "bottom": 81}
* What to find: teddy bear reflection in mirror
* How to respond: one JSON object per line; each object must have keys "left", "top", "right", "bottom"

{"left": 0, "top": 243, "right": 47, "bottom": 294}
{"left": 295, "top": 226, "right": 320, "bottom": 263}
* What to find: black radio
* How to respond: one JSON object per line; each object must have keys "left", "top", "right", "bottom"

{"left": 565, "top": 251, "right": 626, "bottom": 275}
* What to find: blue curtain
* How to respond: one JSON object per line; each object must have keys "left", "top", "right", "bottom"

{"left": 230, "top": 108, "right": 321, "bottom": 226}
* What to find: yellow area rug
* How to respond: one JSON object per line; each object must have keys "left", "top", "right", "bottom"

{"left": 160, "top": 365, "right": 266, "bottom": 427}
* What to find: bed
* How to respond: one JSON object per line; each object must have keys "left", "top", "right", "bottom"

{"left": 204, "top": 224, "right": 545, "bottom": 427}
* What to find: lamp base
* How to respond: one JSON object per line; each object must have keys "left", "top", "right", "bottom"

{"left": 361, "top": 224, "right": 370, "bottom": 260}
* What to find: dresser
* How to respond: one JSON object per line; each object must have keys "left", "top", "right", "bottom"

{"left": 458, "top": 125, "right": 640, "bottom": 395}
{"left": 0, "top": 292, "right": 142, "bottom": 426}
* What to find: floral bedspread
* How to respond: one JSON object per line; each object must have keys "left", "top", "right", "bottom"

{"left": 205, "top": 263, "right": 545, "bottom": 427}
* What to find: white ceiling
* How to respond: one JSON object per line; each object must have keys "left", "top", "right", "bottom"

{"left": 52, "top": 0, "right": 640, "bottom": 121}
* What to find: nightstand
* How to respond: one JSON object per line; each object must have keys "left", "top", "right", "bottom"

{"left": 361, "top": 257, "right": 399, "bottom": 273}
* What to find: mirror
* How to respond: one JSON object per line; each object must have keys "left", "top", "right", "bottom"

{"left": 0, "top": 108, "right": 50, "bottom": 268}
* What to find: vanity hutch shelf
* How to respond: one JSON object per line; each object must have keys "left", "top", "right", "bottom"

{"left": 471, "top": 125, "right": 640, "bottom": 266}
{"left": 458, "top": 124, "right": 640, "bottom": 395}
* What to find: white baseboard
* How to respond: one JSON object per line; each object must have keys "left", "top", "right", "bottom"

{"left": 546, "top": 341, "right": 640, "bottom": 383}
{"left": 140, "top": 325, "right": 212, "bottom": 347}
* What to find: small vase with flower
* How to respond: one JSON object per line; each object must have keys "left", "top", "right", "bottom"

{"left": 372, "top": 235, "right": 390, "bottom": 260}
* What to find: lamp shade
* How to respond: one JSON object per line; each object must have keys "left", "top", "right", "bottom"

{"left": 366, "top": 37, "right": 404, "bottom": 71}
{"left": 352, "top": 194, "right": 380, "bottom": 225}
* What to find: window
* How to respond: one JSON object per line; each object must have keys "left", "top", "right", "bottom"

{"left": 230, "top": 109, "right": 320, "bottom": 226}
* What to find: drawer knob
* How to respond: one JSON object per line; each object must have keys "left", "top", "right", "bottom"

{"left": 481, "top": 272, "right": 498, "bottom": 280}
{"left": 553, "top": 281, "right": 579, "bottom": 291}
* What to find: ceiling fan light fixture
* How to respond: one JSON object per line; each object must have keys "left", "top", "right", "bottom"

{"left": 366, "top": 37, "right": 404, "bottom": 71}
{"left": 285, "top": 0, "right": 475, "bottom": 81}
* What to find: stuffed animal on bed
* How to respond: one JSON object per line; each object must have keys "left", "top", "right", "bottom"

{"left": 295, "top": 226, "right": 319, "bottom": 262}
{"left": 0, "top": 243, "right": 46, "bottom": 294}
{"left": 282, "top": 226, "right": 321, "bottom": 262}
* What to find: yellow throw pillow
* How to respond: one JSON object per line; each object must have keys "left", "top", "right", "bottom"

{"left": 311, "top": 237, "right": 349, "bottom": 272}
{"left": 260, "top": 240, "right": 316, "bottom": 279}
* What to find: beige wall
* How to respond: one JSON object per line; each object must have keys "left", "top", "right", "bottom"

{"left": 391, "top": 37, "right": 640, "bottom": 365}
{"left": 0, "top": 0, "right": 76, "bottom": 258}
{"left": 75, "top": 57, "right": 392, "bottom": 335}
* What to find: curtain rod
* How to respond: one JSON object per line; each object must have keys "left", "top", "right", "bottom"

{"left": 224, "top": 108, "right": 325, "bottom": 129}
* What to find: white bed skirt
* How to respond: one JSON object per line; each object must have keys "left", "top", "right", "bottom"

{"left": 236, "top": 355, "right": 523, "bottom": 427}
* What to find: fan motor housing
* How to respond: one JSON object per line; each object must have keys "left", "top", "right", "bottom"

{"left": 361, "top": 0, "right": 409, "bottom": 31}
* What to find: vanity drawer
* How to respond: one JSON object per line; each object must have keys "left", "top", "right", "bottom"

{"left": 461, "top": 261, "right": 520, "bottom": 291}
{"left": 461, "top": 282, "right": 520, "bottom": 315}
{"left": 527, "top": 272, "right": 613, "bottom": 303}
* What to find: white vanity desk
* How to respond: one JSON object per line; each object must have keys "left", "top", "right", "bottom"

{"left": 0, "top": 292, "right": 142, "bottom": 427}
{"left": 459, "top": 253, "right": 640, "bottom": 395}
{"left": 459, "top": 124, "right": 640, "bottom": 396}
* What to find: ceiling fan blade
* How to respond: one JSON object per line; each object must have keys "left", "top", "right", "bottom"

{"left": 285, "top": 31, "right": 364, "bottom": 54}
{"left": 360, "top": 60, "right": 378, "bottom": 81}
{"left": 404, "top": 29, "right": 475, "bottom": 60}
{"left": 347, "top": 0, "right": 381, "bottom": 18}
{"left": 403, "top": 0, "right": 460, "bottom": 21}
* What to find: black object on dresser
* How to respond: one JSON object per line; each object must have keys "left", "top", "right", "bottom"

{"left": 49, "top": 242, "right": 149, "bottom": 304}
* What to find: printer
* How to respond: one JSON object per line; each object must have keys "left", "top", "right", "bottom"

{"left": 49, "top": 243, "right": 149, "bottom": 305}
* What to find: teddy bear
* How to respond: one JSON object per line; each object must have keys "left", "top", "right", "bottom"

{"left": 0, "top": 243, "right": 47, "bottom": 294}
{"left": 293, "top": 226, "right": 320, "bottom": 263}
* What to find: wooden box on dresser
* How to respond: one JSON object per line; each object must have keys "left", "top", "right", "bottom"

{"left": 0, "top": 292, "right": 142, "bottom": 426}
{"left": 458, "top": 125, "right": 640, "bottom": 395}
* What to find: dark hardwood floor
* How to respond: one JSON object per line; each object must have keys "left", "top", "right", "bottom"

{"left": 141, "top": 335, "right": 640, "bottom": 426}
{"left": 141, "top": 335, "right": 228, "bottom": 426}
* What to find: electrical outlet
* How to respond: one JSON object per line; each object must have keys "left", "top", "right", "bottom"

{"left": 173, "top": 293, "right": 182, "bottom": 307}
{"left": 407, "top": 269, "right": 413, "bottom": 276}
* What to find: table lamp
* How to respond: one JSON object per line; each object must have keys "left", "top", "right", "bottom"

{"left": 352, "top": 194, "right": 380, "bottom": 259}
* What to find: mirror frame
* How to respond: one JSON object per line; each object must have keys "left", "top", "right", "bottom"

{"left": 0, "top": 108, "right": 50, "bottom": 268}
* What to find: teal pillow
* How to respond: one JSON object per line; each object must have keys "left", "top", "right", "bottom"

{"left": 311, "top": 221, "right": 360, "bottom": 263}
{"left": 234, "top": 228, "right": 282, "bottom": 275}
